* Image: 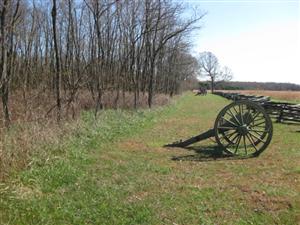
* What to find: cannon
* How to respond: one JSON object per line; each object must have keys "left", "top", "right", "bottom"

{"left": 165, "top": 100, "right": 273, "bottom": 157}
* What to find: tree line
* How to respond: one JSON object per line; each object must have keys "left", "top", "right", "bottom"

{"left": 216, "top": 81, "right": 300, "bottom": 91}
{"left": 0, "top": 0, "right": 203, "bottom": 127}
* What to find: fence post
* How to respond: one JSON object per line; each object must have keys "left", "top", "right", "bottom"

{"left": 277, "top": 108, "right": 283, "bottom": 123}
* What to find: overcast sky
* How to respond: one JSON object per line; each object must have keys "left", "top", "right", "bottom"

{"left": 185, "top": 0, "right": 300, "bottom": 84}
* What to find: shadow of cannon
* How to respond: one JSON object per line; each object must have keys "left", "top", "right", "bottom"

{"left": 171, "top": 145, "right": 254, "bottom": 162}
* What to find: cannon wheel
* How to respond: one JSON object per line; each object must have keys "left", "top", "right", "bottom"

{"left": 214, "top": 100, "right": 273, "bottom": 157}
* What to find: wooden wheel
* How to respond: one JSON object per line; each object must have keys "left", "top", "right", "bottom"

{"left": 214, "top": 100, "right": 273, "bottom": 157}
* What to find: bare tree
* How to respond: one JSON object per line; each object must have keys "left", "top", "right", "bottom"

{"left": 0, "top": 0, "right": 21, "bottom": 127}
{"left": 219, "top": 66, "right": 233, "bottom": 82}
{"left": 0, "top": 0, "right": 204, "bottom": 125}
{"left": 198, "top": 51, "right": 232, "bottom": 93}
{"left": 198, "top": 51, "right": 219, "bottom": 93}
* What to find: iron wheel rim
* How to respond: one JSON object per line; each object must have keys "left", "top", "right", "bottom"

{"left": 214, "top": 100, "right": 273, "bottom": 157}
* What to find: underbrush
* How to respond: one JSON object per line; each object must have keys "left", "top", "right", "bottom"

{"left": 0, "top": 89, "right": 171, "bottom": 126}
{"left": 0, "top": 93, "right": 173, "bottom": 181}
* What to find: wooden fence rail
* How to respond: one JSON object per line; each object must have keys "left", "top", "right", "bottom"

{"left": 213, "top": 92, "right": 300, "bottom": 124}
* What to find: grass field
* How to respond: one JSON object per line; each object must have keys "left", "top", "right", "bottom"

{"left": 219, "top": 90, "right": 300, "bottom": 103}
{"left": 0, "top": 93, "right": 299, "bottom": 224}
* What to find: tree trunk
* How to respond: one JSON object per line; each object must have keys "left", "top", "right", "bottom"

{"left": 51, "top": 0, "right": 61, "bottom": 122}
{"left": 0, "top": 0, "right": 10, "bottom": 127}
{"left": 211, "top": 77, "right": 214, "bottom": 93}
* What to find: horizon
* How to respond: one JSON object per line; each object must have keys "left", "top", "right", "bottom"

{"left": 199, "top": 80, "right": 300, "bottom": 85}
{"left": 184, "top": 0, "right": 300, "bottom": 85}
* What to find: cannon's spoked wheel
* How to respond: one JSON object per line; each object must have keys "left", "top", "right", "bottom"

{"left": 214, "top": 100, "right": 273, "bottom": 157}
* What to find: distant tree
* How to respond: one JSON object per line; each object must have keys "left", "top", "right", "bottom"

{"left": 198, "top": 51, "right": 219, "bottom": 93}
{"left": 217, "top": 81, "right": 300, "bottom": 91}
{"left": 198, "top": 52, "right": 233, "bottom": 93}
{"left": 220, "top": 66, "right": 233, "bottom": 81}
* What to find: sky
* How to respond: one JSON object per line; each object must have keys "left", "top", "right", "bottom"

{"left": 183, "top": 0, "right": 300, "bottom": 84}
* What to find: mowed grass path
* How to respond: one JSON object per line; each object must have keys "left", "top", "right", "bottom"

{"left": 1, "top": 93, "right": 299, "bottom": 224}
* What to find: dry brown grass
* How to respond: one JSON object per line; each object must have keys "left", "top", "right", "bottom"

{"left": 0, "top": 89, "right": 171, "bottom": 126}
{"left": 0, "top": 89, "right": 171, "bottom": 181}
{"left": 218, "top": 90, "right": 300, "bottom": 103}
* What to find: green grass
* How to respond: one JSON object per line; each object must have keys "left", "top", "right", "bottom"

{"left": 1, "top": 93, "right": 299, "bottom": 225}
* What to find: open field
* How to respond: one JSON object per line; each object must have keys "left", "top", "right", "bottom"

{"left": 0, "top": 93, "right": 299, "bottom": 224}
{"left": 218, "top": 90, "right": 300, "bottom": 103}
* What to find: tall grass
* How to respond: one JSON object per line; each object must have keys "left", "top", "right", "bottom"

{"left": 0, "top": 90, "right": 171, "bottom": 126}
{"left": 0, "top": 93, "right": 172, "bottom": 181}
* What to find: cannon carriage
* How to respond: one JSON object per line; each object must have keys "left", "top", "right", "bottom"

{"left": 165, "top": 100, "right": 273, "bottom": 157}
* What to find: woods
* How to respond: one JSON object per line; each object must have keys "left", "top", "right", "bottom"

{"left": 0, "top": 0, "right": 202, "bottom": 127}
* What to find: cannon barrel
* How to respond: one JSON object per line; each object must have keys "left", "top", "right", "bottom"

{"left": 164, "top": 129, "right": 215, "bottom": 148}
{"left": 165, "top": 111, "right": 254, "bottom": 148}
